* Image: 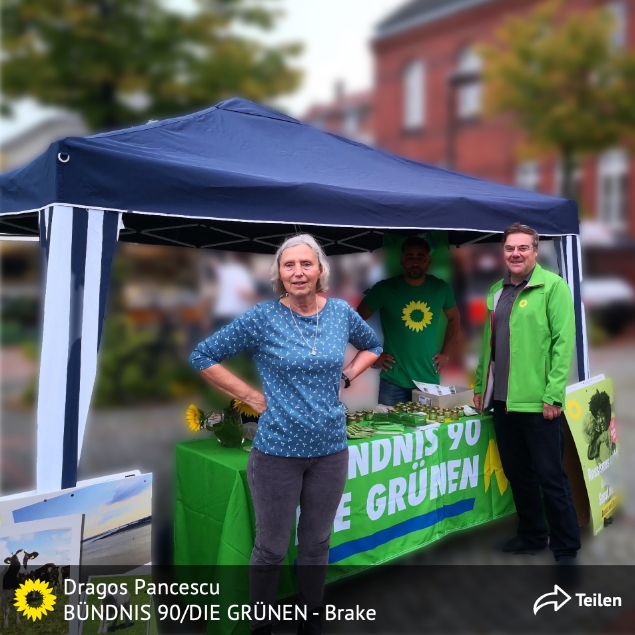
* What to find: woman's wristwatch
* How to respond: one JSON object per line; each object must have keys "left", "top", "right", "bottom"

{"left": 341, "top": 373, "right": 351, "bottom": 389}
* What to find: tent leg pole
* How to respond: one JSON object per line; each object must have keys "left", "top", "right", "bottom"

{"left": 556, "top": 236, "right": 589, "bottom": 382}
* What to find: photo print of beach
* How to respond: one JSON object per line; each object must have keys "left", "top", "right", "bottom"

{"left": 8, "top": 474, "right": 152, "bottom": 568}
{"left": 0, "top": 515, "right": 82, "bottom": 635}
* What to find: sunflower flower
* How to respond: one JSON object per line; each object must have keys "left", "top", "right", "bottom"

{"left": 186, "top": 404, "right": 206, "bottom": 431}
{"left": 232, "top": 399, "right": 260, "bottom": 418}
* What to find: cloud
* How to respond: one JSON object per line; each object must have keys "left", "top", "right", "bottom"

{"left": 53, "top": 545, "right": 71, "bottom": 564}
{"left": 106, "top": 479, "right": 150, "bottom": 505}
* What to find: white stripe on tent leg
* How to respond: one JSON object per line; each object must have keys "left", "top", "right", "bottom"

{"left": 565, "top": 236, "right": 575, "bottom": 296}
{"left": 569, "top": 236, "right": 589, "bottom": 381}
{"left": 576, "top": 238, "right": 591, "bottom": 379}
{"left": 37, "top": 205, "right": 73, "bottom": 492}
{"left": 76, "top": 210, "right": 104, "bottom": 461}
{"left": 554, "top": 237, "right": 566, "bottom": 282}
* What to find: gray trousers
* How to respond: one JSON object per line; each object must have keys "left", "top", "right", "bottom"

{"left": 247, "top": 447, "right": 349, "bottom": 629}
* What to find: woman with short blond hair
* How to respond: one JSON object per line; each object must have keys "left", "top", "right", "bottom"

{"left": 190, "top": 234, "right": 381, "bottom": 635}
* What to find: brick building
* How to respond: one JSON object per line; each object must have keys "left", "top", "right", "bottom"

{"left": 303, "top": 82, "right": 375, "bottom": 146}
{"left": 371, "top": 0, "right": 634, "bottom": 248}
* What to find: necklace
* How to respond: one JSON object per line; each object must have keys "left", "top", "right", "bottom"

{"left": 287, "top": 298, "right": 319, "bottom": 356}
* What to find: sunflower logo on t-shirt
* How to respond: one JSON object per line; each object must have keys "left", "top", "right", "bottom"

{"left": 401, "top": 300, "right": 433, "bottom": 332}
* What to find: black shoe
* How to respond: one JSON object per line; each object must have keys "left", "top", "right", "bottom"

{"left": 501, "top": 535, "right": 547, "bottom": 555}
{"left": 298, "top": 608, "right": 322, "bottom": 635}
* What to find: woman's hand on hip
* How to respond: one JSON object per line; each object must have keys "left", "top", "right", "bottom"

{"left": 247, "top": 392, "right": 268, "bottom": 415}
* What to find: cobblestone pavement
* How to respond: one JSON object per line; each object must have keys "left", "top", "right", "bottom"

{"left": 2, "top": 344, "right": 634, "bottom": 569}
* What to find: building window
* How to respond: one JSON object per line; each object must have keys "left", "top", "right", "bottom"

{"left": 456, "top": 47, "right": 482, "bottom": 119}
{"left": 598, "top": 148, "right": 628, "bottom": 229}
{"left": 554, "top": 159, "right": 583, "bottom": 200}
{"left": 607, "top": 1, "right": 627, "bottom": 49}
{"left": 403, "top": 60, "right": 425, "bottom": 130}
{"left": 515, "top": 161, "right": 540, "bottom": 191}
{"left": 343, "top": 110, "right": 359, "bottom": 137}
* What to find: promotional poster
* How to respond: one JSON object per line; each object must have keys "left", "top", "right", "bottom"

{"left": 565, "top": 376, "right": 620, "bottom": 535}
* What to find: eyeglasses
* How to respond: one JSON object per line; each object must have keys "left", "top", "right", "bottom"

{"left": 504, "top": 245, "right": 533, "bottom": 253}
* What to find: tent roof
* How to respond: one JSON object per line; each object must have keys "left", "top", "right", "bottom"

{"left": 0, "top": 98, "right": 578, "bottom": 254}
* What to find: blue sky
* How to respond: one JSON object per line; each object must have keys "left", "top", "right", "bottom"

{"left": 0, "top": 528, "right": 73, "bottom": 566}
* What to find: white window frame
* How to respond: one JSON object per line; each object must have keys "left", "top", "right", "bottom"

{"left": 597, "top": 148, "right": 628, "bottom": 230}
{"left": 515, "top": 161, "right": 540, "bottom": 191}
{"left": 403, "top": 60, "right": 425, "bottom": 130}
{"left": 456, "top": 48, "right": 482, "bottom": 119}
{"left": 343, "top": 109, "right": 359, "bottom": 137}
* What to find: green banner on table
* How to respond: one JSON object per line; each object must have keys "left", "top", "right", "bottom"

{"left": 564, "top": 376, "right": 619, "bottom": 535}
{"left": 175, "top": 415, "right": 515, "bottom": 634}
{"left": 286, "top": 418, "right": 515, "bottom": 584}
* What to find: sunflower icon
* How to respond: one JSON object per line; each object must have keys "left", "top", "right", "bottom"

{"left": 401, "top": 301, "right": 433, "bottom": 332}
{"left": 566, "top": 399, "right": 582, "bottom": 420}
{"left": 14, "top": 579, "right": 56, "bottom": 621}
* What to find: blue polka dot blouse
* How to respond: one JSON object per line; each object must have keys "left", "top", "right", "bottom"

{"left": 189, "top": 298, "right": 382, "bottom": 458}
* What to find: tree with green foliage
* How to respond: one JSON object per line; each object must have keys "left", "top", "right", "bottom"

{"left": 480, "top": 0, "right": 635, "bottom": 201}
{"left": 1, "top": 0, "right": 302, "bottom": 130}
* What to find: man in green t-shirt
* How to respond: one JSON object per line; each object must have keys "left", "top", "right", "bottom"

{"left": 358, "top": 236, "right": 461, "bottom": 405}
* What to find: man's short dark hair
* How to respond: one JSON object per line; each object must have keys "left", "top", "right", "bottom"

{"left": 401, "top": 236, "right": 431, "bottom": 253}
{"left": 502, "top": 222, "right": 539, "bottom": 249}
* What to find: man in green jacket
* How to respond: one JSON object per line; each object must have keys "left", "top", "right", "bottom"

{"left": 474, "top": 223, "right": 580, "bottom": 562}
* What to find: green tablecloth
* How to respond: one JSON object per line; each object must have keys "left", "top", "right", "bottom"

{"left": 175, "top": 415, "right": 515, "bottom": 633}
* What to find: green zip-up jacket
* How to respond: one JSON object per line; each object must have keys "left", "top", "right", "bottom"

{"left": 474, "top": 263, "right": 575, "bottom": 413}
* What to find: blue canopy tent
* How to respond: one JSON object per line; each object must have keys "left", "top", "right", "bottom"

{"left": 0, "top": 97, "right": 588, "bottom": 493}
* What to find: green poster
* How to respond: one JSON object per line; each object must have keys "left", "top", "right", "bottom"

{"left": 564, "top": 377, "right": 619, "bottom": 535}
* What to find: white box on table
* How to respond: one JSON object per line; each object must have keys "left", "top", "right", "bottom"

{"left": 411, "top": 386, "right": 474, "bottom": 409}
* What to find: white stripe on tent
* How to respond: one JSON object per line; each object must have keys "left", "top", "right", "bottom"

{"left": 557, "top": 237, "right": 567, "bottom": 283}
{"left": 77, "top": 210, "right": 105, "bottom": 459}
{"left": 576, "top": 237, "right": 590, "bottom": 379}
{"left": 565, "top": 236, "right": 574, "bottom": 298}
{"left": 37, "top": 205, "right": 73, "bottom": 492}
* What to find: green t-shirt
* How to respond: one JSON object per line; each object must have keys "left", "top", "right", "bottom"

{"left": 364, "top": 275, "right": 455, "bottom": 389}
